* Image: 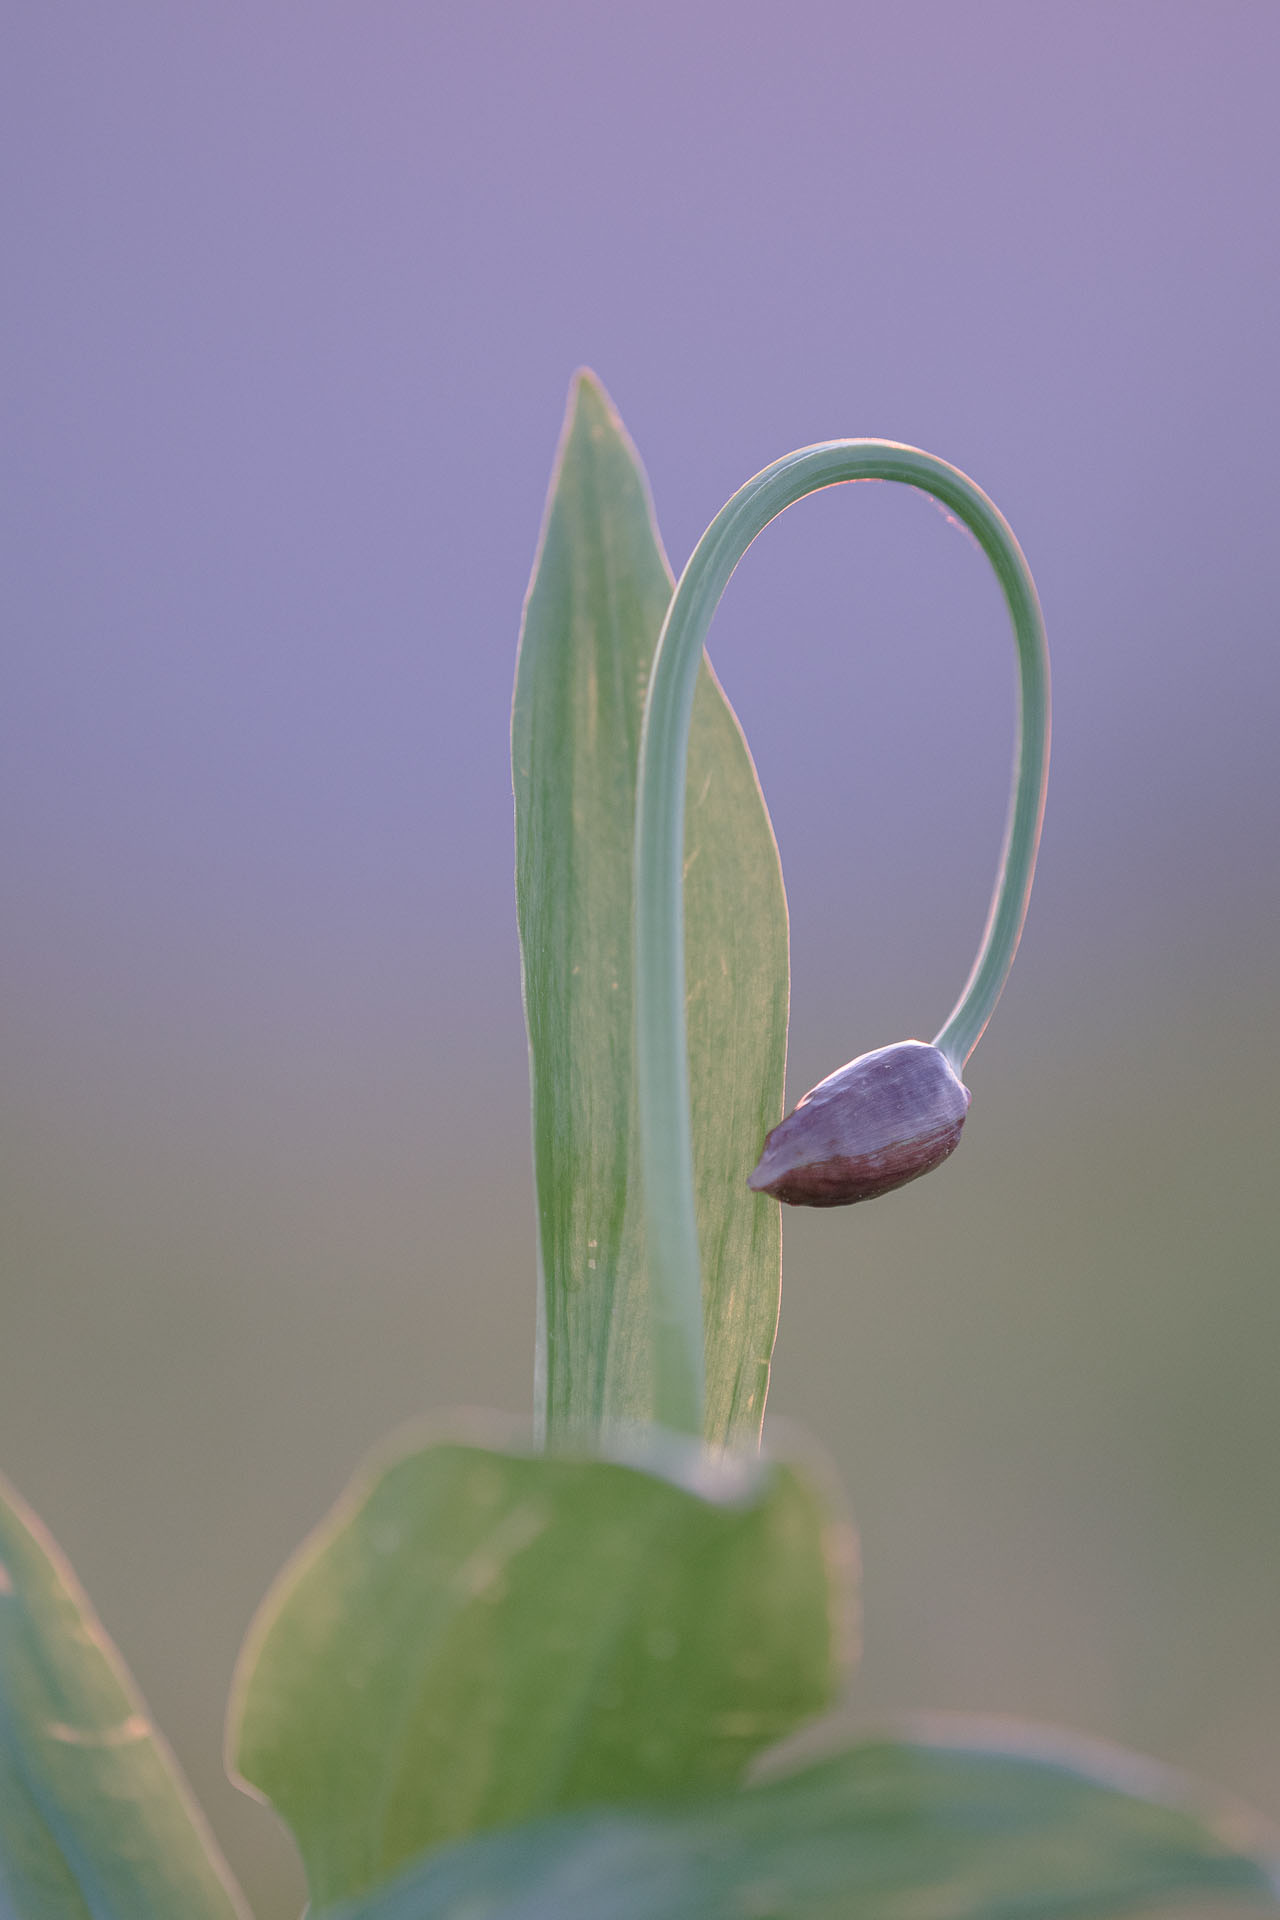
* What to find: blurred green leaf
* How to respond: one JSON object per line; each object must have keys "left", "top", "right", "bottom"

{"left": 513, "top": 370, "right": 789, "bottom": 1449}
{"left": 228, "top": 1432, "right": 846, "bottom": 1910}
{"left": 319, "top": 1722, "right": 1280, "bottom": 1920}
{"left": 0, "top": 1474, "right": 248, "bottom": 1920}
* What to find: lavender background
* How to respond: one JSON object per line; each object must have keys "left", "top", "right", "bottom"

{"left": 3, "top": 4, "right": 1278, "bottom": 1910}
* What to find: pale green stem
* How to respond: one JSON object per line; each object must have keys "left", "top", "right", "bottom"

{"left": 634, "top": 441, "right": 1050, "bottom": 1439}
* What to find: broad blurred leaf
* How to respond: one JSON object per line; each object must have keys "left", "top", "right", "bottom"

{"left": 319, "top": 1722, "right": 1280, "bottom": 1920}
{"left": 513, "top": 370, "right": 789, "bottom": 1449}
{"left": 229, "top": 1432, "right": 846, "bottom": 1910}
{"left": 0, "top": 1474, "right": 248, "bottom": 1920}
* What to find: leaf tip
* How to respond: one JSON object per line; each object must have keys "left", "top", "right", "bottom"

{"left": 568, "top": 364, "right": 610, "bottom": 409}
{"left": 565, "top": 366, "right": 630, "bottom": 448}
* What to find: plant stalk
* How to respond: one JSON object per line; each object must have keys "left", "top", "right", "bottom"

{"left": 634, "top": 441, "right": 1049, "bottom": 1440}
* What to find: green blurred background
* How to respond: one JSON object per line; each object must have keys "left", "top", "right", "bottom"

{"left": 3, "top": 4, "right": 1277, "bottom": 1914}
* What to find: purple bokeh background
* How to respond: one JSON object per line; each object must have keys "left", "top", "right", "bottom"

{"left": 3, "top": 6, "right": 1277, "bottom": 1911}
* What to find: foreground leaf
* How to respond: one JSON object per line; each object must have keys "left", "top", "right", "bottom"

{"left": 513, "top": 370, "right": 789, "bottom": 1449}
{"left": 0, "top": 1475, "right": 248, "bottom": 1920}
{"left": 229, "top": 1432, "right": 847, "bottom": 1910}
{"left": 320, "top": 1722, "right": 1280, "bottom": 1920}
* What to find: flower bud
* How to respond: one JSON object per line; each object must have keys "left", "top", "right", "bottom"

{"left": 747, "top": 1039, "right": 970, "bottom": 1207}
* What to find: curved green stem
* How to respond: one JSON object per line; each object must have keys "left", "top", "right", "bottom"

{"left": 634, "top": 441, "right": 1050, "bottom": 1438}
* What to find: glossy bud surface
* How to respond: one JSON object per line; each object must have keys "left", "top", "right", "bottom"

{"left": 747, "top": 1040, "right": 970, "bottom": 1207}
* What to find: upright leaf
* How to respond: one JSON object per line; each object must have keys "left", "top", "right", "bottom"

{"left": 319, "top": 1724, "right": 1280, "bottom": 1920}
{"left": 229, "top": 1434, "right": 846, "bottom": 1910}
{"left": 513, "top": 370, "right": 789, "bottom": 1449}
{"left": 0, "top": 1475, "right": 248, "bottom": 1920}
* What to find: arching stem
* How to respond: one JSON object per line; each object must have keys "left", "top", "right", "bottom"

{"left": 634, "top": 441, "right": 1050, "bottom": 1439}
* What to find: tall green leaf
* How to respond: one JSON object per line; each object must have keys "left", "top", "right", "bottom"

{"left": 319, "top": 1725, "right": 1280, "bottom": 1920}
{"left": 513, "top": 370, "right": 789, "bottom": 1449}
{"left": 0, "top": 1475, "right": 248, "bottom": 1920}
{"left": 229, "top": 1433, "right": 846, "bottom": 1910}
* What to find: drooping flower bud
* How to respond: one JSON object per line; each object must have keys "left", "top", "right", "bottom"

{"left": 747, "top": 1039, "right": 971, "bottom": 1207}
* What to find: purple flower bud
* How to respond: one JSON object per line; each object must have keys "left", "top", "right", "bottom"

{"left": 747, "top": 1040, "right": 971, "bottom": 1207}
